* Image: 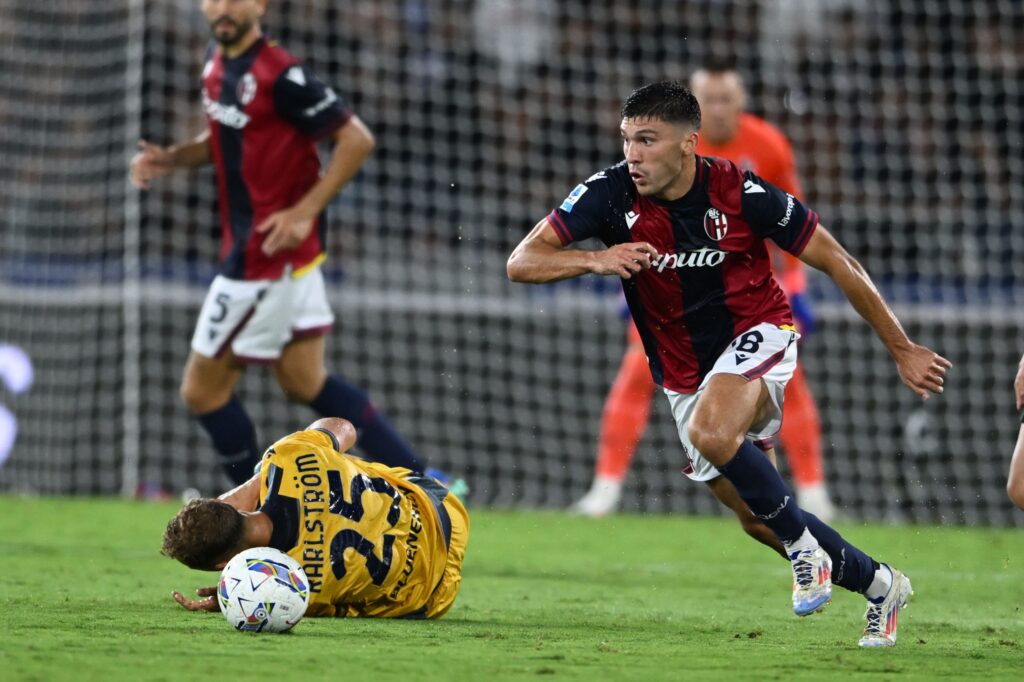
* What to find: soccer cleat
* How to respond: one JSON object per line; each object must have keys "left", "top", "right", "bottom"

{"left": 858, "top": 568, "right": 913, "bottom": 648}
{"left": 789, "top": 546, "right": 832, "bottom": 616}
{"left": 570, "top": 477, "right": 623, "bottom": 517}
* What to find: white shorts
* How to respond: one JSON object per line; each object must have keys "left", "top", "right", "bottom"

{"left": 190, "top": 267, "right": 334, "bottom": 363}
{"left": 663, "top": 322, "right": 800, "bottom": 482}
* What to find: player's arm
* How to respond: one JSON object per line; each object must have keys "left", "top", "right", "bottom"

{"left": 129, "top": 130, "right": 212, "bottom": 189}
{"left": 307, "top": 417, "right": 357, "bottom": 453}
{"left": 217, "top": 472, "right": 261, "bottom": 512}
{"left": 257, "top": 116, "right": 375, "bottom": 256}
{"left": 798, "top": 224, "right": 951, "bottom": 399}
{"left": 506, "top": 219, "right": 659, "bottom": 283}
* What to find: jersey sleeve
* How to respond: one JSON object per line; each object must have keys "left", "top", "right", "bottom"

{"left": 257, "top": 450, "right": 300, "bottom": 552}
{"left": 272, "top": 64, "right": 353, "bottom": 140}
{"left": 738, "top": 171, "right": 818, "bottom": 256}
{"left": 546, "top": 169, "right": 625, "bottom": 245}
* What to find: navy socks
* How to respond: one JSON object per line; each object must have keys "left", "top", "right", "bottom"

{"left": 717, "top": 440, "right": 807, "bottom": 544}
{"left": 803, "top": 511, "right": 878, "bottom": 594}
{"left": 196, "top": 395, "right": 261, "bottom": 485}
{"left": 309, "top": 375, "right": 424, "bottom": 472}
{"left": 719, "top": 440, "right": 879, "bottom": 594}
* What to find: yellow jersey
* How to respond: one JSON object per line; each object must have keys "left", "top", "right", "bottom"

{"left": 257, "top": 428, "right": 468, "bottom": 618}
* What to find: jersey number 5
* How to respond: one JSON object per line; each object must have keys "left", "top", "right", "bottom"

{"left": 326, "top": 470, "right": 401, "bottom": 586}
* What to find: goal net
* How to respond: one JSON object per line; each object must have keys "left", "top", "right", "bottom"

{"left": 2, "top": 1, "right": 1022, "bottom": 525}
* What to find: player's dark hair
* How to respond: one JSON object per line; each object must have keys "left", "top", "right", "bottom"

{"left": 621, "top": 81, "right": 701, "bottom": 131}
{"left": 161, "top": 498, "right": 244, "bottom": 570}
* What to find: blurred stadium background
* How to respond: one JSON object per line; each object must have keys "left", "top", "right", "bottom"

{"left": 1, "top": 1, "right": 1021, "bottom": 525}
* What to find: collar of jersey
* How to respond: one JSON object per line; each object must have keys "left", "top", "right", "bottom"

{"left": 221, "top": 36, "right": 266, "bottom": 63}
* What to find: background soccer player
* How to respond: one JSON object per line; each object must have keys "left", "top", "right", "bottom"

{"left": 163, "top": 416, "right": 468, "bottom": 619}
{"left": 508, "top": 81, "right": 951, "bottom": 646}
{"left": 1008, "top": 353, "right": 1024, "bottom": 510}
{"left": 574, "top": 62, "right": 834, "bottom": 521}
{"left": 130, "top": 0, "right": 426, "bottom": 486}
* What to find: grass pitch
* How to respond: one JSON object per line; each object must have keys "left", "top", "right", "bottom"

{"left": 0, "top": 496, "right": 1021, "bottom": 681}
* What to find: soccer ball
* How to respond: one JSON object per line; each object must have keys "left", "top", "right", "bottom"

{"left": 217, "top": 547, "right": 310, "bottom": 633}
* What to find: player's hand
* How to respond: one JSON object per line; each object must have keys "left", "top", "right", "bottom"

{"left": 130, "top": 140, "right": 175, "bottom": 189}
{"left": 591, "top": 242, "right": 660, "bottom": 279}
{"left": 172, "top": 586, "right": 219, "bottom": 613}
{"left": 1014, "top": 355, "right": 1024, "bottom": 410}
{"left": 255, "top": 207, "right": 316, "bottom": 256}
{"left": 893, "top": 343, "right": 952, "bottom": 400}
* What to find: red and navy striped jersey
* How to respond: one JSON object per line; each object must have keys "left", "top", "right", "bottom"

{"left": 201, "top": 38, "right": 352, "bottom": 280}
{"left": 547, "top": 156, "right": 819, "bottom": 393}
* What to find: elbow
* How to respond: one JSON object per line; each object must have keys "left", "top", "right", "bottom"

{"left": 506, "top": 253, "right": 528, "bottom": 282}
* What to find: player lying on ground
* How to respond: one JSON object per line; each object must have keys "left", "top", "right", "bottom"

{"left": 507, "top": 81, "right": 951, "bottom": 647}
{"left": 1008, "top": 354, "right": 1024, "bottom": 510}
{"left": 162, "top": 417, "right": 469, "bottom": 618}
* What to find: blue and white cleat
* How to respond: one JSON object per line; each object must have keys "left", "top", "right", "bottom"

{"left": 858, "top": 567, "right": 912, "bottom": 648}
{"left": 790, "top": 546, "right": 832, "bottom": 616}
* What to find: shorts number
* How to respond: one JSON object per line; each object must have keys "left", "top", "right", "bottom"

{"left": 735, "top": 331, "right": 764, "bottom": 354}
{"left": 209, "top": 293, "right": 231, "bottom": 323}
{"left": 326, "top": 470, "right": 401, "bottom": 585}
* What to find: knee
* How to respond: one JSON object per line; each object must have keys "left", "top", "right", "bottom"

{"left": 687, "top": 417, "right": 743, "bottom": 463}
{"left": 179, "top": 378, "right": 219, "bottom": 414}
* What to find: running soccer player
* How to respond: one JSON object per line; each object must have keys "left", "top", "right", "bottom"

{"left": 1008, "top": 353, "right": 1024, "bottom": 510}
{"left": 508, "top": 81, "right": 951, "bottom": 646}
{"left": 163, "top": 417, "right": 469, "bottom": 619}
{"left": 574, "top": 63, "right": 834, "bottom": 521}
{"left": 130, "top": 0, "right": 427, "bottom": 485}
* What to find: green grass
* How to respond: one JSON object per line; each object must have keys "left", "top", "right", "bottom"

{"left": 0, "top": 497, "right": 1021, "bottom": 681}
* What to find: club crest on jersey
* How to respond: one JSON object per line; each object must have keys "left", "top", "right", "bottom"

{"left": 237, "top": 73, "right": 257, "bottom": 106}
{"left": 703, "top": 208, "right": 728, "bottom": 241}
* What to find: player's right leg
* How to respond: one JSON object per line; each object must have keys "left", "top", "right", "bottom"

{"left": 185, "top": 275, "right": 269, "bottom": 485}
{"left": 179, "top": 350, "right": 258, "bottom": 485}
{"left": 574, "top": 324, "right": 656, "bottom": 517}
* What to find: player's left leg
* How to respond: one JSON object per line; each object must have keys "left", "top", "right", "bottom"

{"left": 273, "top": 334, "right": 425, "bottom": 472}
{"left": 779, "top": 363, "right": 836, "bottom": 521}
{"left": 1007, "top": 421, "right": 1024, "bottom": 510}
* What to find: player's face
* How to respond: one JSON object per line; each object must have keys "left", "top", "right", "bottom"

{"left": 621, "top": 117, "right": 697, "bottom": 200}
{"left": 691, "top": 71, "right": 746, "bottom": 145}
{"left": 202, "top": 0, "right": 265, "bottom": 48}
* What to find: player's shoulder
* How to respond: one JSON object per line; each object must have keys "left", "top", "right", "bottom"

{"left": 739, "top": 113, "right": 793, "bottom": 153}
{"left": 702, "top": 155, "right": 745, "bottom": 193}
{"left": 254, "top": 39, "right": 302, "bottom": 80}
{"left": 264, "top": 429, "right": 337, "bottom": 465}
{"left": 582, "top": 161, "right": 634, "bottom": 201}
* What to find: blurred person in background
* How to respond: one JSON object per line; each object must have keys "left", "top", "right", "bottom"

{"left": 129, "top": 0, "right": 436, "bottom": 490}
{"left": 574, "top": 61, "right": 836, "bottom": 522}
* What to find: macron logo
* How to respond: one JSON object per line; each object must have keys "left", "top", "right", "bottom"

{"left": 743, "top": 179, "right": 766, "bottom": 194}
{"left": 286, "top": 66, "right": 306, "bottom": 86}
{"left": 625, "top": 211, "right": 640, "bottom": 229}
